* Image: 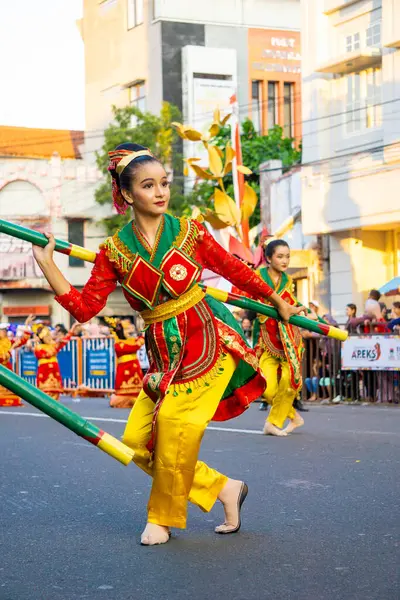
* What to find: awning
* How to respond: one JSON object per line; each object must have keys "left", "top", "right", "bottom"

{"left": 316, "top": 48, "right": 382, "bottom": 75}
{"left": 3, "top": 305, "right": 51, "bottom": 316}
{"left": 379, "top": 276, "right": 400, "bottom": 297}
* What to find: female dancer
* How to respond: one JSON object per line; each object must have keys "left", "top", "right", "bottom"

{"left": 32, "top": 142, "right": 303, "bottom": 546}
{"left": 106, "top": 318, "right": 145, "bottom": 408}
{"left": 33, "top": 323, "right": 77, "bottom": 400}
{"left": 253, "top": 240, "right": 305, "bottom": 436}
{"left": 0, "top": 315, "right": 34, "bottom": 406}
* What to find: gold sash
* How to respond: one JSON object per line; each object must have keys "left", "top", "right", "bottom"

{"left": 141, "top": 284, "right": 205, "bottom": 326}
{"left": 117, "top": 354, "right": 137, "bottom": 365}
{"left": 38, "top": 357, "right": 57, "bottom": 366}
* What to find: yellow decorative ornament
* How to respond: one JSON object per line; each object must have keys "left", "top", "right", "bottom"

{"left": 169, "top": 264, "right": 188, "bottom": 281}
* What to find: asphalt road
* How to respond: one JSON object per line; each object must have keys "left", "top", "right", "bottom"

{"left": 1, "top": 399, "right": 399, "bottom": 600}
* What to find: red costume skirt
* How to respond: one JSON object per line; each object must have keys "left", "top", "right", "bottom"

{"left": 0, "top": 361, "right": 23, "bottom": 407}
{"left": 110, "top": 356, "right": 143, "bottom": 408}
{"left": 37, "top": 359, "right": 64, "bottom": 400}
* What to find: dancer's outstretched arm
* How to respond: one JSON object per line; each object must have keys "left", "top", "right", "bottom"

{"left": 196, "top": 225, "right": 305, "bottom": 322}
{"left": 33, "top": 233, "right": 118, "bottom": 323}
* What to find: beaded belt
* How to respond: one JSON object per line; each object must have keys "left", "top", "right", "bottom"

{"left": 117, "top": 354, "right": 136, "bottom": 365}
{"left": 141, "top": 284, "right": 205, "bottom": 326}
{"left": 38, "top": 357, "right": 57, "bottom": 365}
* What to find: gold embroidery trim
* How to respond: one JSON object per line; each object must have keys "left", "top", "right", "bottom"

{"left": 101, "top": 234, "right": 136, "bottom": 274}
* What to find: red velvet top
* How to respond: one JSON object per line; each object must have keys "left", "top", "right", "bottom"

{"left": 55, "top": 226, "right": 273, "bottom": 322}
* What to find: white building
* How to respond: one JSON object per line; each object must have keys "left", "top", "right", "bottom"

{"left": 0, "top": 126, "right": 127, "bottom": 325}
{"left": 301, "top": 0, "right": 400, "bottom": 320}
{"left": 260, "top": 160, "right": 321, "bottom": 306}
{"left": 81, "top": 0, "right": 302, "bottom": 158}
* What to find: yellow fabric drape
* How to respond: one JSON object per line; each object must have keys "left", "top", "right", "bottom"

{"left": 123, "top": 353, "right": 238, "bottom": 529}
{"left": 260, "top": 352, "right": 296, "bottom": 428}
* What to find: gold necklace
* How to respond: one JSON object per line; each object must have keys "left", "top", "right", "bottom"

{"left": 132, "top": 216, "right": 164, "bottom": 262}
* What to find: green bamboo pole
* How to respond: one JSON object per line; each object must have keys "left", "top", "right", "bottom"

{"left": 200, "top": 284, "right": 348, "bottom": 341}
{"left": 0, "top": 219, "right": 97, "bottom": 263}
{"left": 0, "top": 365, "right": 134, "bottom": 465}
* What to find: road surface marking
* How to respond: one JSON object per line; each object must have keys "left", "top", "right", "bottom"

{"left": 1, "top": 411, "right": 398, "bottom": 436}
{"left": 0, "top": 410, "right": 262, "bottom": 435}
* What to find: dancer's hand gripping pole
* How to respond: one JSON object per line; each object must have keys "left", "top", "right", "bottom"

{"left": 200, "top": 284, "right": 348, "bottom": 342}
{"left": 0, "top": 365, "right": 134, "bottom": 466}
{"left": 0, "top": 219, "right": 97, "bottom": 264}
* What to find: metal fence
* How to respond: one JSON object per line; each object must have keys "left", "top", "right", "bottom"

{"left": 301, "top": 336, "right": 400, "bottom": 403}
{"left": 13, "top": 337, "right": 150, "bottom": 396}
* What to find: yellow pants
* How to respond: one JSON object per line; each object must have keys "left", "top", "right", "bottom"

{"left": 260, "top": 352, "right": 296, "bottom": 429}
{"left": 122, "top": 353, "right": 238, "bottom": 529}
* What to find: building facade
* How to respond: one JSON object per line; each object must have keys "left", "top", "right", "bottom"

{"left": 0, "top": 126, "right": 128, "bottom": 325}
{"left": 301, "top": 0, "right": 400, "bottom": 319}
{"left": 81, "top": 0, "right": 302, "bottom": 158}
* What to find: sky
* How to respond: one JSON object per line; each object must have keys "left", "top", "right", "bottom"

{"left": 0, "top": 0, "right": 85, "bottom": 131}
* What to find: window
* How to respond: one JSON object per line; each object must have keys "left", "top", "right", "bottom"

{"left": 129, "top": 81, "right": 146, "bottom": 112}
{"left": 366, "top": 68, "right": 382, "bottom": 128}
{"left": 127, "top": 0, "right": 143, "bottom": 29}
{"left": 366, "top": 21, "right": 381, "bottom": 47}
{"left": 346, "top": 73, "right": 362, "bottom": 133}
{"left": 345, "top": 68, "right": 381, "bottom": 134}
{"left": 251, "top": 80, "right": 262, "bottom": 133}
{"left": 267, "top": 82, "right": 278, "bottom": 130}
{"left": 68, "top": 220, "right": 85, "bottom": 268}
{"left": 283, "top": 83, "right": 294, "bottom": 138}
{"left": 345, "top": 32, "right": 360, "bottom": 53}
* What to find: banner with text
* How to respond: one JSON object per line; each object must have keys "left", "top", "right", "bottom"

{"left": 341, "top": 336, "right": 400, "bottom": 370}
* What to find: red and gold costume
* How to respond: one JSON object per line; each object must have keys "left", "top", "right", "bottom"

{"left": 54, "top": 211, "right": 275, "bottom": 528}
{"left": 0, "top": 329, "right": 31, "bottom": 406}
{"left": 252, "top": 268, "right": 303, "bottom": 429}
{"left": 34, "top": 329, "right": 72, "bottom": 401}
{"left": 110, "top": 330, "right": 145, "bottom": 408}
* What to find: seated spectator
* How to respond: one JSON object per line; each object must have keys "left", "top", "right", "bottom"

{"left": 379, "top": 302, "right": 388, "bottom": 321}
{"left": 388, "top": 301, "right": 400, "bottom": 332}
{"left": 309, "top": 300, "right": 320, "bottom": 318}
{"left": 322, "top": 312, "right": 338, "bottom": 327}
{"left": 345, "top": 303, "right": 359, "bottom": 334}
{"left": 347, "top": 290, "right": 388, "bottom": 334}
{"left": 364, "top": 289, "right": 381, "bottom": 314}
{"left": 241, "top": 317, "right": 252, "bottom": 342}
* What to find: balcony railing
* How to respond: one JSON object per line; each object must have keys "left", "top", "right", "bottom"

{"left": 323, "top": 0, "right": 360, "bottom": 15}
{"left": 316, "top": 48, "right": 382, "bottom": 75}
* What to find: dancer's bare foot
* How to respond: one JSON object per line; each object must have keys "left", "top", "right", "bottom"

{"left": 140, "top": 523, "right": 170, "bottom": 546}
{"left": 215, "top": 479, "right": 248, "bottom": 533}
{"left": 263, "top": 421, "right": 288, "bottom": 436}
{"left": 284, "top": 411, "right": 304, "bottom": 434}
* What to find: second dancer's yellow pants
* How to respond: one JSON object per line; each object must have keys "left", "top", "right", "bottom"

{"left": 260, "top": 352, "right": 296, "bottom": 429}
{"left": 122, "top": 353, "right": 238, "bottom": 529}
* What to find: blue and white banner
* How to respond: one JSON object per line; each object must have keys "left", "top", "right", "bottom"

{"left": 342, "top": 336, "right": 400, "bottom": 370}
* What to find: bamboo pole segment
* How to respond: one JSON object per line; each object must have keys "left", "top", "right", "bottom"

{"left": 0, "top": 219, "right": 97, "bottom": 263}
{"left": 200, "top": 284, "right": 348, "bottom": 341}
{"left": 0, "top": 365, "right": 134, "bottom": 466}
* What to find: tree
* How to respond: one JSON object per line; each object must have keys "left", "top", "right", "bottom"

{"left": 95, "top": 102, "right": 183, "bottom": 234}
{"left": 184, "top": 119, "right": 301, "bottom": 229}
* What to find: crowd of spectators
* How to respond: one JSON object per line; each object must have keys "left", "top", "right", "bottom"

{"left": 345, "top": 289, "right": 400, "bottom": 334}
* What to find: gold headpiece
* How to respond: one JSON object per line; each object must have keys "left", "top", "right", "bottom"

{"left": 115, "top": 150, "right": 154, "bottom": 176}
{"left": 104, "top": 317, "right": 119, "bottom": 330}
{"left": 33, "top": 324, "right": 50, "bottom": 341}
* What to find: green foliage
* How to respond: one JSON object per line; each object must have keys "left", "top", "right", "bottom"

{"left": 187, "top": 119, "right": 302, "bottom": 229}
{"left": 95, "top": 102, "right": 183, "bottom": 234}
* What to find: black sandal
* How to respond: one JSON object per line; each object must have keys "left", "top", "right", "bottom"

{"left": 215, "top": 482, "right": 248, "bottom": 535}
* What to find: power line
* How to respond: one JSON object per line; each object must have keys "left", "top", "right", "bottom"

{"left": 256, "top": 139, "right": 400, "bottom": 175}
{"left": 2, "top": 95, "right": 400, "bottom": 152}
